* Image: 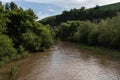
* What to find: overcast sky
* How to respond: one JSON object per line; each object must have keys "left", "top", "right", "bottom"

{"left": 1, "top": 0, "right": 120, "bottom": 20}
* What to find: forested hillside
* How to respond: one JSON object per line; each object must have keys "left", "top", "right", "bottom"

{"left": 0, "top": 2, "right": 54, "bottom": 67}
{"left": 40, "top": 2, "right": 120, "bottom": 50}
{"left": 39, "top": 2, "right": 120, "bottom": 26}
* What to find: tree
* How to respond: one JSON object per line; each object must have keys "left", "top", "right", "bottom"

{"left": 5, "top": 3, "right": 9, "bottom": 10}
{"left": 94, "top": 5, "right": 100, "bottom": 10}
{"left": 9, "top": 1, "right": 18, "bottom": 10}
{"left": 80, "top": 6, "right": 85, "bottom": 11}
{"left": 0, "top": 35, "right": 17, "bottom": 60}
{"left": 22, "top": 30, "right": 42, "bottom": 51}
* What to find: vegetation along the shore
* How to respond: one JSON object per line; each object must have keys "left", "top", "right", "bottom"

{"left": 0, "top": 1, "right": 54, "bottom": 67}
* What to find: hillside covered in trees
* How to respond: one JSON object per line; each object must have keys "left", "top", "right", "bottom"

{"left": 40, "top": 2, "right": 120, "bottom": 51}
{"left": 0, "top": 2, "right": 54, "bottom": 67}
{"left": 39, "top": 2, "right": 120, "bottom": 27}
{"left": 39, "top": 2, "right": 120, "bottom": 48}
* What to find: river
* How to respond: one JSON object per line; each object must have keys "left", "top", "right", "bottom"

{"left": 0, "top": 42, "right": 120, "bottom": 80}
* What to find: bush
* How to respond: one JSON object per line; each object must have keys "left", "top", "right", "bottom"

{"left": 40, "top": 27, "right": 54, "bottom": 48}
{"left": 98, "top": 13, "right": 120, "bottom": 47}
{"left": 0, "top": 73, "right": 2, "bottom": 80}
{"left": 10, "top": 66, "right": 19, "bottom": 80}
{"left": 88, "top": 24, "right": 99, "bottom": 45}
{"left": 57, "top": 13, "right": 120, "bottom": 48}
{"left": 0, "top": 35, "right": 17, "bottom": 60}
{"left": 74, "top": 21, "right": 97, "bottom": 43}
{"left": 0, "top": 61, "right": 4, "bottom": 67}
{"left": 22, "top": 30, "right": 42, "bottom": 52}
{"left": 21, "top": 23, "right": 54, "bottom": 52}
{"left": 17, "top": 45, "right": 29, "bottom": 59}
{"left": 58, "top": 21, "right": 79, "bottom": 40}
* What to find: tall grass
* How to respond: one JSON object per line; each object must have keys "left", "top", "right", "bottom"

{"left": 79, "top": 44, "right": 120, "bottom": 60}
{"left": 0, "top": 73, "right": 2, "bottom": 80}
{"left": 10, "top": 66, "right": 19, "bottom": 80}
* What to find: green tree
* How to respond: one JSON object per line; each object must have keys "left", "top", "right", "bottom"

{"left": 75, "top": 21, "right": 96, "bottom": 43}
{"left": 9, "top": 1, "right": 18, "bottom": 10}
{"left": 40, "top": 27, "right": 53, "bottom": 48}
{"left": 22, "top": 30, "right": 42, "bottom": 52}
{"left": 0, "top": 35, "right": 17, "bottom": 60}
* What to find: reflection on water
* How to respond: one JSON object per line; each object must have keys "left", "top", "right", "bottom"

{"left": 0, "top": 42, "right": 120, "bottom": 80}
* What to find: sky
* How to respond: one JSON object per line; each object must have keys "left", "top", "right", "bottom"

{"left": 1, "top": 0, "right": 120, "bottom": 20}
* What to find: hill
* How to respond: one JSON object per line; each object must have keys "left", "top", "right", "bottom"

{"left": 39, "top": 2, "right": 120, "bottom": 26}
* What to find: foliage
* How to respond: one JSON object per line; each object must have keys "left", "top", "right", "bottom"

{"left": 57, "top": 13, "right": 120, "bottom": 48}
{"left": 58, "top": 21, "right": 80, "bottom": 40}
{"left": 98, "top": 13, "right": 120, "bottom": 47}
{"left": 0, "top": 73, "right": 2, "bottom": 80}
{"left": 10, "top": 66, "right": 19, "bottom": 80}
{"left": 40, "top": 27, "right": 54, "bottom": 48}
{"left": 0, "top": 35, "right": 17, "bottom": 60}
{"left": 79, "top": 44, "right": 120, "bottom": 60}
{"left": 22, "top": 30, "right": 42, "bottom": 51}
{"left": 17, "top": 45, "right": 29, "bottom": 58}
{"left": 74, "top": 21, "right": 97, "bottom": 43}
{"left": 88, "top": 26, "right": 99, "bottom": 45}
{"left": 39, "top": 16, "right": 56, "bottom": 27}
{"left": 0, "top": 1, "right": 54, "bottom": 67}
{"left": 39, "top": 2, "right": 120, "bottom": 26}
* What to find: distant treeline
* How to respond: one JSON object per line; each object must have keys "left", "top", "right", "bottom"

{"left": 56, "top": 13, "right": 120, "bottom": 48}
{"left": 39, "top": 2, "right": 120, "bottom": 27}
{"left": 0, "top": 2, "right": 54, "bottom": 66}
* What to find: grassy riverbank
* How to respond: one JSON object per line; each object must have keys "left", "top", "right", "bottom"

{"left": 79, "top": 44, "right": 120, "bottom": 60}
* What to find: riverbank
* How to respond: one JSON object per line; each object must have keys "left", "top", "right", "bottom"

{"left": 0, "top": 53, "right": 36, "bottom": 80}
{"left": 78, "top": 44, "right": 120, "bottom": 60}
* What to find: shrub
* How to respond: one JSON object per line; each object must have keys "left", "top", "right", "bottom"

{"left": 58, "top": 21, "right": 79, "bottom": 40}
{"left": 17, "top": 45, "right": 29, "bottom": 59}
{"left": 40, "top": 27, "right": 54, "bottom": 48}
{"left": 88, "top": 24, "right": 99, "bottom": 45}
{"left": 74, "top": 21, "right": 96, "bottom": 44}
{"left": 10, "top": 66, "right": 19, "bottom": 80}
{"left": 0, "top": 73, "right": 2, "bottom": 80}
{"left": 22, "top": 30, "right": 42, "bottom": 52}
{"left": 98, "top": 13, "right": 120, "bottom": 47}
{"left": 0, "top": 35, "right": 17, "bottom": 60}
{"left": 0, "top": 61, "right": 4, "bottom": 67}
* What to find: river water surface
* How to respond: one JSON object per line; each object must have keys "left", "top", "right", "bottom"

{"left": 0, "top": 42, "right": 120, "bottom": 80}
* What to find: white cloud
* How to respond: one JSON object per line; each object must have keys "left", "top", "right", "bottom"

{"left": 24, "top": 0, "right": 120, "bottom": 9}
{"left": 1, "top": 0, "right": 120, "bottom": 9}
{"left": 36, "top": 11, "right": 50, "bottom": 20}
{"left": 1, "top": 0, "right": 120, "bottom": 20}
{"left": 0, "top": 0, "right": 14, "bottom": 2}
{"left": 49, "top": 9, "right": 57, "bottom": 12}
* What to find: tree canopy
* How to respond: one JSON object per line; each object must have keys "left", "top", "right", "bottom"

{"left": 39, "top": 2, "right": 120, "bottom": 26}
{"left": 0, "top": 1, "right": 54, "bottom": 66}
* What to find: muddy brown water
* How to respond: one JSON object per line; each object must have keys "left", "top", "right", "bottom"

{"left": 0, "top": 42, "right": 120, "bottom": 80}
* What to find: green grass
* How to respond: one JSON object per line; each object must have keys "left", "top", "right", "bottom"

{"left": 0, "top": 73, "right": 2, "bottom": 80}
{"left": 0, "top": 61, "right": 5, "bottom": 67}
{"left": 0, "top": 65, "right": 20, "bottom": 80}
{"left": 100, "top": 2, "right": 120, "bottom": 11}
{"left": 0, "top": 52, "right": 29, "bottom": 68}
{"left": 10, "top": 66, "right": 19, "bottom": 80}
{"left": 79, "top": 44, "right": 120, "bottom": 60}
